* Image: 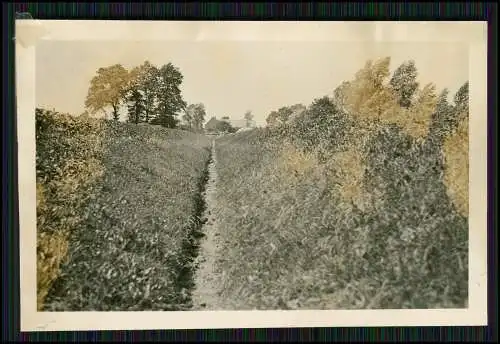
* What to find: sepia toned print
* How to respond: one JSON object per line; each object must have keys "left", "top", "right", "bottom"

{"left": 17, "top": 21, "right": 487, "bottom": 330}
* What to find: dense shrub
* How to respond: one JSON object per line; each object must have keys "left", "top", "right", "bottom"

{"left": 289, "top": 96, "right": 354, "bottom": 160}
{"left": 36, "top": 108, "right": 105, "bottom": 310}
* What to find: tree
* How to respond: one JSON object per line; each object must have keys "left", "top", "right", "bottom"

{"left": 403, "top": 82, "right": 438, "bottom": 139}
{"left": 266, "top": 110, "right": 280, "bottom": 127}
{"left": 292, "top": 96, "right": 350, "bottom": 154}
{"left": 152, "top": 63, "right": 187, "bottom": 128}
{"left": 244, "top": 110, "right": 254, "bottom": 127}
{"left": 277, "top": 107, "right": 293, "bottom": 123}
{"left": 290, "top": 103, "right": 306, "bottom": 115}
{"left": 126, "top": 88, "right": 146, "bottom": 124}
{"left": 428, "top": 88, "right": 455, "bottom": 144}
{"left": 215, "top": 120, "right": 236, "bottom": 133}
{"left": 266, "top": 104, "right": 306, "bottom": 127}
{"left": 85, "top": 64, "right": 131, "bottom": 121}
{"left": 389, "top": 60, "right": 419, "bottom": 108}
{"left": 332, "top": 81, "right": 351, "bottom": 112}
{"left": 132, "top": 61, "right": 159, "bottom": 123}
{"left": 453, "top": 81, "right": 469, "bottom": 118}
{"left": 355, "top": 57, "right": 398, "bottom": 121}
{"left": 183, "top": 103, "right": 207, "bottom": 132}
{"left": 183, "top": 104, "right": 195, "bottom": 129}
{"left": 192, "top": 103, "right": 207, "bottom": 132}
{"left": 345, "top": 57, "right": 396, "bottom": 121}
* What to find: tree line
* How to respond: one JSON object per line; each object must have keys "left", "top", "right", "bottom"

{"left": 265, "top": 58, "right": 468, "bottom": 147}
{"left": 84, "top": 61, "right": 206, "bottom": 132}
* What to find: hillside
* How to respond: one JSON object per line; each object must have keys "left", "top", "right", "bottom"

{"left": 208, "top": 58, "right": 469, "bottom": 310}
{"left": 36, "top": 110, "right": 212, "bottom": 311}
{"left": 210, "top": 120, "right": 468, "bottom": 310}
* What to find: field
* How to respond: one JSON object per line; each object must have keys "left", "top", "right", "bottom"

{"left": 35, "top": 56, "right": 469, "bottom": 311}
{"left": 212, "top": 121, "right": 468, "bottom": 310}
{"left": 36, "top": 110, "right": 212, "bottom": 311}
{"left": 210, "top": 58, "right": 469, "bottom": 310}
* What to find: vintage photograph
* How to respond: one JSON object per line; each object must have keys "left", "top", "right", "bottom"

{"left": 17, "top": 20, "right": 487, "bottom": 330}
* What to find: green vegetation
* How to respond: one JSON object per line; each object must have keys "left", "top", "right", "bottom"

{"left": 38, "top": 113, "right": 211, "bottom": 311}
{"left": 36, "top": 59, "right": 212, "bottom": 310}
{"left": 36, "top": 55, "right": 469, "bottom": 311}
{"left": 84, "top": 60, "right": 206, "bottom": 130}
{"left": 36, "top": 108, "right": 105, "bottom": 309}
{"left": 212, "top": 57, "right": 469, "bottom": 310}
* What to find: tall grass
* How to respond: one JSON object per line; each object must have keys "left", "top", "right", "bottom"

{"left": 212, "top": 62, "right": 468, "bottom": 310}
{"left": 37, "top": 112, "right": 212, "bottom": 311}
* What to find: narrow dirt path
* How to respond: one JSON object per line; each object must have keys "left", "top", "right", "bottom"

{"left": 190, "top": 139, "right": 225, "bottom": 310}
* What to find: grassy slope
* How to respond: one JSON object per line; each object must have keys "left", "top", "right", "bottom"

{"left": 39, "top": 117, "right": 211, "bottom": 311}
{"left": 213, "top": 122, "right": 468, "bottom": 310}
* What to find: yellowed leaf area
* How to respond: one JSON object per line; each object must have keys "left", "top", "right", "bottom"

{"left": 443, "top": 115, "right": 469, "bottom": 217}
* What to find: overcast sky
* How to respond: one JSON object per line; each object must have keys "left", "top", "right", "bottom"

{"left": 36, "top": 40, "right": 469, "bottom": 126}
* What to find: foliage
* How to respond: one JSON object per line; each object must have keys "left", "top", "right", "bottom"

{"left": 126, "top": 88, "right": 146, "bottom": 124}
{"left": 266, "top": 104, "right": 307, "bottom": 127}
{"left": 332, "top": 81, "right": 351, "bottom": 112}
{"left": 454, "top": 81, "right": 469, "bottom": 115}
{"left": 35, "top": 108, "right": 105, "bottom": 310}
{"left": 39, "top": 54, "right": 469, "bottom": 312}
{"left": 42, "top": 122, "right": 211, "bottom": 311}
{"left": 290, "top": 96, "right": 353, "bottom": 160}
{"left": 210, "top": 57, "right": 468, "bottom": 310}
{"left": 84, "top": 64, "right": 132, "bottom": 121}
{"left": 244, "top": 110, "right": 254, "bottom": 128}
{"left": 389, "top": 60, "right": 419, "bottom": 108}
{"left": 85, "top": 60, "right": 188, "bottom": 128}
{"left": 151, "top": 63, "right": 187, "bottom": 128}
{"left": 183, "top": 103, "right": 207, "bottom": 132}
{"left": 428, "top": 82, "right": 469, "bottom": 147}
{"left": 442, "top": 115, "right": 469, "bottom": 217}
{"left": 215, "top": 120, "right": 237, "bottom": 133}
{"left": 132, "top": 61, "right": 160, "bottom": 123}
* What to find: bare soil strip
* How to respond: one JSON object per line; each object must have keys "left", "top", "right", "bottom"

{"left": 190, "top": 140, "right": 225, "bottom": 310}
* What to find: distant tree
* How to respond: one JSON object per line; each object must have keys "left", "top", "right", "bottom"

{"left": 244, "top": 110, "right": 254, "bottom": 127}
{"left": 151, "top": 63, "right": 187, "bottom": 128}
{"left": 266, "top": 104, "right": 305, "bottom": 127}
{"left": 221, "top": 116, "right": 230, "bottom": 120}
{"left": 215, "top": 120, "right": 236, "bottom": 133}
{"left": 126, "top": 88, "right": 146, "bottom": 124}
{"left": 389, "top": 60, "right": 419, "bottom": 108}
{"left": 192, "top": 103, "right": 207, "bottom": 132}
{"left": 183, "top": 103, "right": 207, "bottom": 132}
{"left": 85, "top": 64, "right": 131, "bottom": 121}
{"left": 183, "top": 104, "right": 195, "bottom": 129}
